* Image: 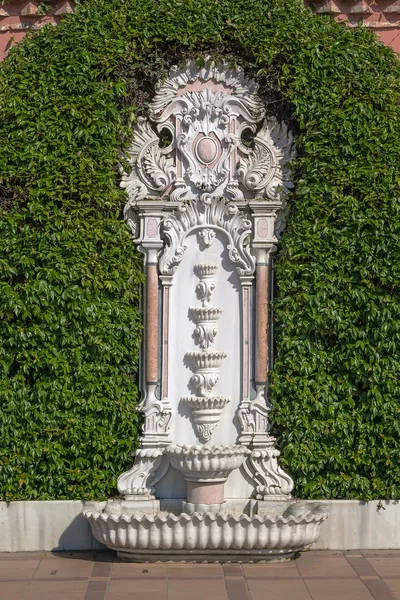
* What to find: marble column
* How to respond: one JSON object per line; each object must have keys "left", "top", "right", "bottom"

{"left": 254, "top": 247, "right": 270, "bottom": 395}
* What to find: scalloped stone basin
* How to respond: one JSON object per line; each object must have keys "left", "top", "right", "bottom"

{"left": 181, "top": 397, "right": 230, "bottom": 442}
{"left": 194, "top": 263, "right": 218, "bottom": 277}
{"left": 186, "top": 351, "right": 227, "bottom": 370}
{"left": 166, "top": 444, "right": 250, "bottom": 482}
{"left": 189, "top": 307, "right": 223, "bottom": 323}
{"left": 83, "top": 500, "right": 328, "bottom": 561}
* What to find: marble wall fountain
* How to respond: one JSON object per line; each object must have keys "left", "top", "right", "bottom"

{"left": 83, "top": 62, "right": 328, "bottom": 562}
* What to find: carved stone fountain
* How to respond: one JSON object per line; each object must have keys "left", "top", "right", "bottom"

{"left": 83, "top": 62, "right": 328, "bottom": 561}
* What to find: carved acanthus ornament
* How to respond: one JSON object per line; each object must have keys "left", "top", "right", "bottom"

{"left": 243, "top": 442, "right": 294, "bottom": 499}
{"left": 117, "top": 449, "right": 169, "bottom": 499}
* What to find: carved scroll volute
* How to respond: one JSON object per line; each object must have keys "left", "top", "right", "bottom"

{"left": 117, "top": 449, "right": 170, "bottom": 499}
{"left": 158, "top": 195, "right": 255, "bottom": 277}
{"left": 243, "top": 441, "right": 294, "bottom": 500}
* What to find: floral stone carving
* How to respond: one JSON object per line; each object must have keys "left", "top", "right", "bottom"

{"left": 121, "top": 62, "right": 293, "bottom": 219}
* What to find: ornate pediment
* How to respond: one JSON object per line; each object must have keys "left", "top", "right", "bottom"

{"left": 121, "top": 61, "right": 294, "bottom": 211}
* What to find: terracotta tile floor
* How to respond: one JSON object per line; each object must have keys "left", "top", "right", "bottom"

{"left": 0, "top": 550, "right": 399, "bottom": 599}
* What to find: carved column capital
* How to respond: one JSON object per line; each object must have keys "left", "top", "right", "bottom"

{"left": 249, "top": 200, "right": 282, "bottom": 251}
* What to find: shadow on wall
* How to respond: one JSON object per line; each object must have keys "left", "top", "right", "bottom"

{"left": 0, "top": 500, "right": 106, "bottom": 552}
{"left": 55, "top": 511, "right": 106, "bottom": 552}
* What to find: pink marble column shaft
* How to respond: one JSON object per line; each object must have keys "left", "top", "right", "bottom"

{"left": 162, "top": 284, "right": 170, "bottom": 397}
{"left": 146, "top": 264, "right": 159, "bottom": 384}
{"left": 187, "top": 482, "right": 225, "bottom": 505}
{"left": 242, "top": 284, "right": 250, "bottom": 399}
{"left": 255, "top": 262, "right": 269, "bottom": 385}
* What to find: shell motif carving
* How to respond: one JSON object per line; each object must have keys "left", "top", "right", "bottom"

{"left": 159, "top": 195, "right": 255, "bottom": 278}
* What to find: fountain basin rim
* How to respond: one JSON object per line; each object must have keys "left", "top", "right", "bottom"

{"left": 83, "top": 501, "right": 328, "bottom": 526}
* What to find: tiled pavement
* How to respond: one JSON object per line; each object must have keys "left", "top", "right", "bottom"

{"left": 0, "top": 550, "right": 400, "bottom": 600}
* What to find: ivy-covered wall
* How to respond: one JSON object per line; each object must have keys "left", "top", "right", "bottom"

{"left": 0, "top": 0, "right": 399, "bottom": 501}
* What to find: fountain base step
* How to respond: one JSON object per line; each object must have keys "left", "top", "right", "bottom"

{"left": 115, "top": 548, "right": 296, "bottom": 563}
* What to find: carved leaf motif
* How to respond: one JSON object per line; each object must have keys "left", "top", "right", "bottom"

{"left": 117, "top": 449, "right": 169, "bottom": 497}
{"left": 143, "top": 147, "right": 175, "bottom": 191}
{"left": 121, "top": 117, "right": 177, "bottom": 198}
{"left": 196, "top": 280, "right": 215, "bottom": 305}
{"left": 191, "top": 372, "right": 219, "bottom": 396}
{"left": 238, "top": 142, "right": 272, "bottom": 191}
{"left": 238, "top": 117, "right": 294, "bottom": 201}
{"left": 198, "top": 228, "right": 216, "bottom": 248}
{"left": 194, "top": 324, "right": 218, "bottom": 349}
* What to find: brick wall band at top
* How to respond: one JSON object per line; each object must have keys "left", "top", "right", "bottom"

{"left": 1, "top": 0, "right": 400, "bottom": 61}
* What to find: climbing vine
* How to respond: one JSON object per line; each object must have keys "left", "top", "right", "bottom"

{"left": 0, "top": 0, "right": 399, "bottom": 500}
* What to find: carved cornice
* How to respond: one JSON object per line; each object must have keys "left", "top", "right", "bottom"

{"left": 306, "top": 0, "right": 400, "bottom": 29}
{"left": 0, "top": 0, "right": 74, "bottom": 32}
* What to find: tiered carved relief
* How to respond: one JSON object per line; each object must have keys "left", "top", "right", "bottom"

{"left": 308, "top": 0, "right": 400, "bottom": 32}
{"left": 182, "top": 263, "right": 230, "bottom": 442}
